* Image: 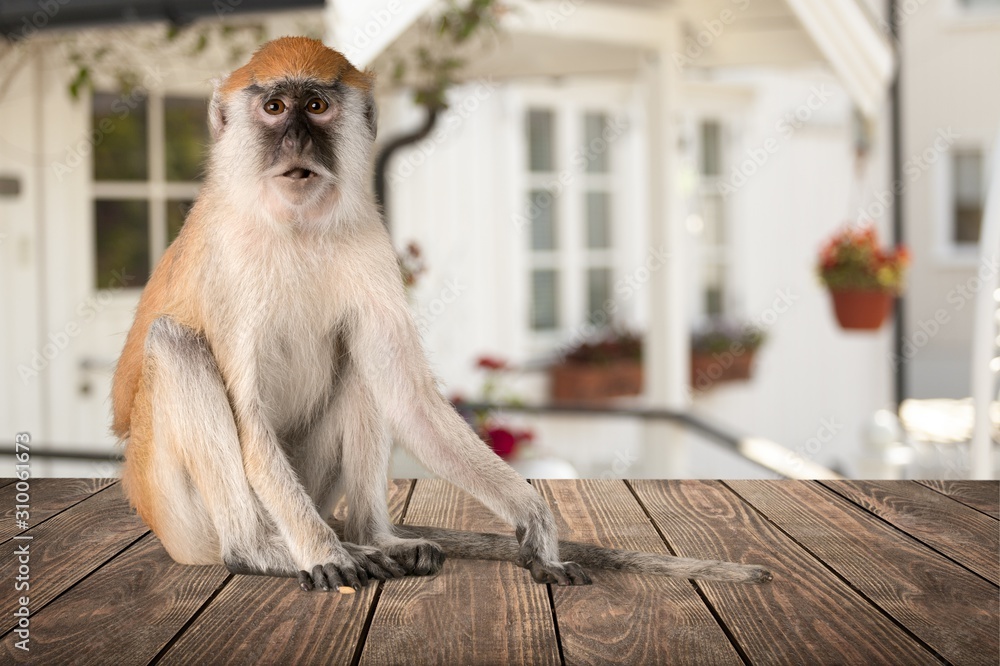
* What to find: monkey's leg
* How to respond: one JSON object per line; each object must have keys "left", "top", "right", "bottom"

{"left": 136, "top": 317, "right": 402, "bottom": 591}
{"left": 333, "top": 367, "right": 445, "bottom": 577}
{"left": 125, "top": 317, "right": 295, "bottom": 576}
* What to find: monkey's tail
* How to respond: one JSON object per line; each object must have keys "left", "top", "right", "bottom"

{"left": 391, "top": 524, "right": 772, "bottom": 585}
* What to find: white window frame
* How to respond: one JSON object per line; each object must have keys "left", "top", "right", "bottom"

{"left": 514, "top": 82, "right": 634, "bottom": 357}
{"left": 90, "top": 89, "right": 204, "bottom": 295}
{"left": 933, "top": 137, "right": 993, "bottom": 266}
{"left": 678, "top": 82, "right": 754, "bottom": 326}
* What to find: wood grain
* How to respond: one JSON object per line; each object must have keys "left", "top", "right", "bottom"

{"left": 629, "top": 480, "right": 940, "bottom": 665}
{"left": 823, "top": 480, "right": 1000, "bottom": 585}
{"left": 360, "top": 479, "right": 560, "bottom": 666}
{"left": 0, "top": 478, "right": 117, "bottom": 543}
{"left": 157, "top": 479, "right": 414, "bottom": 665}
{"left": 0, "top": 483, "right": 148, "bottom": 635}
{"left": 0, "top": 479, "right": 16, "bottom": 490}
{"left": 729, "top": 479, "right": 999, "bottom": 665}
{"left": 0, "top": 533, "right": 229, "bottom": 664}
{"left": 535, "top": 479, "right": 742, "bottom": 666}
{"left": 916, "top": 480, "right": 999, "bottom": 519}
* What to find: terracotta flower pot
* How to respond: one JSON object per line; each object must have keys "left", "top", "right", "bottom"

{"left": 829, "top": 289, "right": 894, "bottom": 330}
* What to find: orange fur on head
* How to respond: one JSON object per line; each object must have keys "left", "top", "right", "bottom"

{"left": 219, "top": 36, "right": 373, "bottom": 99}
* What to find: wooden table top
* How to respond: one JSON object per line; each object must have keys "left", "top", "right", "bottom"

{"left": 0, "top": 478, "right": 997, "bottom": 665}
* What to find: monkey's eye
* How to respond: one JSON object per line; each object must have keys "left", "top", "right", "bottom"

{"left": 263, "top": 99, "right": 286, "bottom": 115}
{"left": 305, "top": 98, "right": 329, "bottom": 114}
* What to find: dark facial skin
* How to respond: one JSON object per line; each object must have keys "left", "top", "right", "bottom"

{"left": 247, "top": 80, "right": 345, "bottom": 182}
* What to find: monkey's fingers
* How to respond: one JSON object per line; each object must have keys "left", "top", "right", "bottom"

{"left": 528, "top": 560, "right": 593, "bottom": 586}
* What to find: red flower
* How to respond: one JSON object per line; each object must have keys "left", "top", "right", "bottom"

{"left": 477, "top": 355, "right": 508, "bottom": 371}
{"left": 486, "top": 427, "right": 518, "bottom": 459}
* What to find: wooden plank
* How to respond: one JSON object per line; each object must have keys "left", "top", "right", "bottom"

{"left": 360, "top": 479, "right": 560, "bottom": 666}
{"left": 0, "top": 479, "right": 16, "bottom": 490}
{"left": 823, "top": 480, "right": 1000, "bottom": 585}
{"left": 0, "top": 533, "right": 230, "bottom": 664}
{"left": 916, "top": 480, "right": 999, "bottom": 519}
{"left": 729, "top": 480, "right": 999, "bottom": 666}
{"left": 158, "top": 479, "right": 414, "bottom": 665}
{"left": 535, "top": 479, "right": 742, "bottom": 666}
{"left": 0, "top": 483, "right": 147, "bottom": 635}
{"left": 0, "top": 478, "right": 117, "bottom": 543}
{"left": 629, "top": 480, "right": 940, "bottom": 665}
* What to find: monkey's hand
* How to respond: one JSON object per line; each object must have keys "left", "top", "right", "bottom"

{"left": 379, "top": 537, "right": 446, "bottom": 577}
{"left": 515, "top": 526, "right": 592, "bottom": 586}
{"left": 296, "top": 543, "right": 406, "bottom": 592}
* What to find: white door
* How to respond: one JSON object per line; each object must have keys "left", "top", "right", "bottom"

{"left": 37, "top": 78, "right": 208, "bottom": 475}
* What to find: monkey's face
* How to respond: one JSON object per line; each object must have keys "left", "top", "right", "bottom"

{"left": 249, "top": 82, "right": 341, "bottom": 207}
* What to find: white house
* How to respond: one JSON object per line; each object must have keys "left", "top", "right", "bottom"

{"left": 0, "top": 0, "right": 994, "bottom": 479}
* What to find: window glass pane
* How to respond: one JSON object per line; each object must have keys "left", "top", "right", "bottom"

{"left": 700, "top": 192, "right": 725, "bottom": 246}
{"left": 527, "top": 109, "right": 555, "bottom": 172}
{"left": 700, "top": 120, "right": 722, "bottom": 177}
{"left": 583, "top": 112, "right": 610, "bottom": 173}
{"left": 585, "top": 191, "right": 611, "bottom": 248}
{"left": 703, "top": 261, "right": 725, "bottom": 316}
{"left": 953, "top": 149, "right": 983, "bottom": 244}
{"left": 587, "top": 267, "right": 612, "bottom": 325}
{"left": 165, "top": 96, "right": 210, "bottom": 182}
{"left": 529, "top": 190, "right": 557, "bottom": 251}
{"left": 95, "top": 199, "right": 149, "bottom": 289}
{"left": 167, "top": 199, "right": 194, "bottom": 243}
{"left": 93, "top": 92, "right": 148, "bottom": 181}
{"left": 531, "top": 269, "right": 559, "bottom": 330}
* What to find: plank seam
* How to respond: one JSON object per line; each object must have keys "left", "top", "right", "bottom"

{"left": 623, "top": 480, "right": 752, "bottom": 666}
{"left": 719, "top": 481, "right": 952, "bottom": 666}
{"left": 914, "top": 481, "right": 1000, "bottom": 522}
{"left": 530, "top": 480, "right": 565, "bottom": 666}
{"left": 816, "top": 481, "right": 999, "bottom": 589}
{"left": 1, "top": 479, "right": 120, "bottom": 547}
{"left": 148, "top": 572, "right": 235, "bottom": 665}
{"left": 350, "top": 479, "right": 418, "bottom": 666}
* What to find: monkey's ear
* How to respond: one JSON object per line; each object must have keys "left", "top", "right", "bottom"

{"left": 364, "top": 92, "right": 378, "bottom": 141}
{"left": 209, "top": 85, "right": 226, "bottom": 141}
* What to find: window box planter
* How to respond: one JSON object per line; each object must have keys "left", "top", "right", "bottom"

{"left": 690, "top": 349, "right": 757, "bottom": 391}
{"left": 548, "top": 360, "right": 643, "bottom": 403}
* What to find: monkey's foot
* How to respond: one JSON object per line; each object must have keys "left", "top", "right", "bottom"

{"left": 381, "top": 538, "right": 446, "bottom": 577}
{"left": 524, "top": 559, "right": 592, "bottom": 586}
{"left": 296, "top": 544, "right": 406, "bottom": 592}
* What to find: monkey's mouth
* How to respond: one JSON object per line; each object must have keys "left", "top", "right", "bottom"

{"left": 281, "top": 167, "right": 317, "bottom": 180}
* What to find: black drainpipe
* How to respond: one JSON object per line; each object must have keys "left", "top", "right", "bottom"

{"left": 889, "top": 0, "right": 906, "bottom": 407}
{"left": 373, "top": 106, "right": 440, "bottom": 230}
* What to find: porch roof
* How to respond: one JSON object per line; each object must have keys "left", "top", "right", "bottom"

{"left": 342, "top": 0, "right": 895, "bottom": 119}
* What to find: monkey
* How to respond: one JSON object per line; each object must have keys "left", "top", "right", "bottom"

{"left": 111, "top": 36, "right": 772, "bottom": 593}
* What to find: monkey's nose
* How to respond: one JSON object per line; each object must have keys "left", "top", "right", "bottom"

{"left": 283, "top": 132, "right": 312, "bottom": 153}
